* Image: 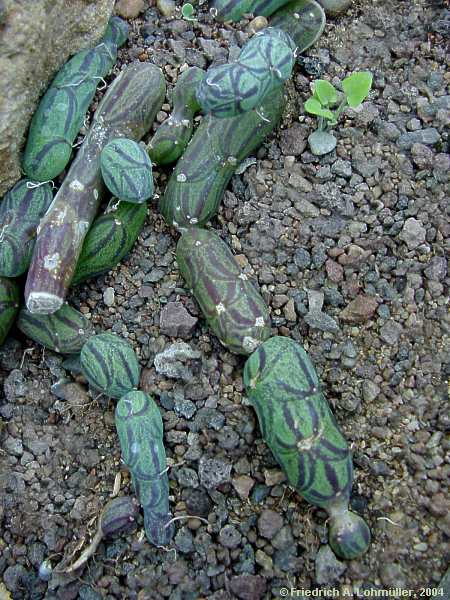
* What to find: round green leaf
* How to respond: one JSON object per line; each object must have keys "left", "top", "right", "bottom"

{"left": 304, "top": 98, "right": 335, "bottom": 121}
{"left": 313, "top": 79, "right": 337, "bottom": 106}
{"left": 342, "top": 71, "right": 373, "bottom": 108}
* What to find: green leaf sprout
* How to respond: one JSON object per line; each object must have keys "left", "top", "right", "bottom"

{"left": 181, "top": 3, "right": 196, "bottom": 20}
{"left": 305, "top": 71, "right": 373, "bottom": 155}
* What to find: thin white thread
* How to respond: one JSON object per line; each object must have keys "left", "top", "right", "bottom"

{"left": 26, "top": 180, "right": 56, "bottom": 189}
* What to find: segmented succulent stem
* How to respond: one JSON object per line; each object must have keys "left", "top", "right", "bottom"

{"left": 148, "top": 67, "right": 205, "bottom": 165}
{"left": 17, "top": 302, "right": 94, "bottom": 354}
{"left": 80, "top": 333, "right": 141, "bottom": 399}
{"left": 160, "top": 85, "right": 284, "bottom": 229}
{"left": 115, "top": 391, "right": 174, "bottom": 547}
{"left": 0, "top": 277, "right": 20, "bottom": 347}
{"left": 197, "top": 28, "right": 295, "bottom": 118}
{"left": 25, "top": 62, "right": 165, "bottom": 314}
{"left": 22, "top": 17, "right": 129, "bottom": 181}
{"left": 177, "top": 229, "right": 271, "bottom": 355}
{"left": 100, "top": 139, "right": 154, "bottom": 203}
{"left": 210, "top": 0, "right": 337, "bottom": 20}
{"left": 243, "top": 336, "right": 371, "bottom": 559}
{"left": 0, "top": 179, "right": 53, "bottom": 277}
{"left": 269, "top": 0, "right": 326, "bottom": 51}
{"left": 71, "top": 200, "right": 147, "bottom": 286}
{"left": 103, "top": 16, "right": 130, "bottom": 47}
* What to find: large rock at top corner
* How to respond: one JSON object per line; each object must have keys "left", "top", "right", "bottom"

{"left": 0, "top": 0, "right": 115, "bottom": 197}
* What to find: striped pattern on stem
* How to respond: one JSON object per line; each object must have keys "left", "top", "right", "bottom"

{"left": 24, "top": 62, "right": 165, "bottom": 314}
{"left": 243, "top": 336, "right": 371, "bottom": 559}
{"left": 177, "top": 228, "right": 271, "bottom": 355}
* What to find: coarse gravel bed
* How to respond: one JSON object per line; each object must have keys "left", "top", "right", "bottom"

{"left": 0, "top": 0, "right": 449, "bottom": 598}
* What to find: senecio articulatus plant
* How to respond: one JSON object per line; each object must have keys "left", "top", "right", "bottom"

{"left": 0, "top": 277, "right": 19, "bottom": 346}
{"left": 22, "top": 17, "right": 129, "bottom": 182}
{"left": 148, "top": 67, "right": 205, "bottom": 165}
{"left": 71, "top": 199, "right": 147, "bottom": 286}
{"left": 210, "top": 0, "right": 350, "bottom": 21}
{"left": 17, "top": 303, "right": 94, "bottom": 355}
{"left": 0, "top": 179, "right": 53, "bottom": 277}
{"left": 80, "top": 333, "right": 141, "bottom": 399}
{"left": 177, "top": 228, "right": 271, "bottom": 355}
{"left": 0, "top": 0, "right": 372, "bottom": 565}
{"left": 197, "top": 27, "right": 296, "bottom": 118}
{"left": 160, "top": 85, "right": 284, "bottom": 229}
{"left": 115, "top": 391, "right": 175, "bottom": 547}
{"left": 243, "top": 336, "right": 371, "bottom": 559}
{"left": 24, "top": 62, "right": 166, "bottom": 315}
{"left": 100, "top": 138, "right": 154, "bottom": 203}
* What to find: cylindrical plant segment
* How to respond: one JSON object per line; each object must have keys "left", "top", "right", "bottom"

{"left": 25, "top": 62, "right": 166, "bottom": 314}
{"left": 160, "top": 85, "right": 284, "bottom": 229}
{"left": 148, "top": 66, "right": 205, "bottom": 165}
{"left": 115, "top": 391, "right": 174, "bottom": 547}
{"left": 177, "top": 228, "right": 272, "bottom": 355}
{"left": 243, "top": 336, "right": 371, "bottom": 559}
{"left": 0, "top": 179, "right": 53, "bottom": 278}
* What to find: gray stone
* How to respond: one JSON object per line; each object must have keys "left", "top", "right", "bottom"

{"left": 424, "top": 256, "right": 447, "bottom": 280}
{"left": 160, "top": 302, "right": 198, "bottom": 338}
{"left": 4, "top": 436, "right": 23, "bottom": 457}
{"left": 305, "top": 311, "right": 339, "bottom": 333}
{"left": 3, "top": 564, "right": 29, "bottom": 594}
{"left": 315, "top": 545, "right": 346, "bottom": 584}
{"left": 399, "top": 218, "right": 426, "bottom": 249}
{"left": 380, "top": 563, "right": 408, "bottom": 589}
{"left": 185, "top": 488, "right": 212, "bottom": 518}
{"left": 257, "top": 509, "right": 283, "bottom": 538}
{"left": 362, "top": 380, "right": 381, "bottom": 402}
{"left": 175, "top": 527, "right": 194, "bottom": 553}
{"left": 319, "top": 0, "right": 352, "bottom": 14}
{"left": 230, "top": 575, "right": 267, "bottom": 600}
{"left": 397, "top": 128, "right": 440, "bottom": 150}
{"left": 304, "top": 289, "right": 339, "bottom": 332}
{"left": 294, "top": 248, "right": 311, "bottom": 269}
{"left": 177, "top": 467, "right": 199, "bottom": 488}
{"left": 235, "top": 544, "right": 256, "bottom": 574}
{"left": 156, "top": 0, "right": 176, "bottom": 17}
{"left": 407, "top": 118, "right": 422, "bottom": 131}
{"left": 190, "top": 407, "right": 225, "bottom": 432}
{"left": 199, "top": 457, "right": 231, "bottom": 488}
{"left": 376, "top": 121, "right": 401, "bottom": 141}
{"left": 4, "top": 369, "right": 27, "bottom": 401}
{"left": 154, "top": 342, "right": 201, "bottom": 381}
{"left": 308, "top": 130, "right": 337, "bottom": 156}
{"left": 0, "top": 0, "right": 114, "bottom": 195}
{"left": 380, "top": 320, "right": 402, "bottom": 345}
{"left": 294, "top": 197, "right": 320, "bottom": 217}
{"left": 280, "top": 123, "right": 308, "bottom": 156}
{"left": 331, "top": 159, "right": 352, "bottom": 177}
{"left": 79, "top": 585, "right": 103, "bottom": 600}
{"left": 174, "top": 395, "right": 196, "bottom": 419}
{"left": 103, "top": 287, "right": 115, "bottom": 307}
{"left": 219, "top": 524, "right": 242, "bottom": 549}
{"left": 307, "top": 289, "right": 324, "bottom": 313}
{"left": 198, "top": 39, "right": 227, "bottom": 63}
{"left": 411, "top": 143, "right": 434, "bottom": 168}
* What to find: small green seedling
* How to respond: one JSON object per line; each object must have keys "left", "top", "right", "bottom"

{"left": 305, "top": 71, "right": 372, "bottom": 155}
{"left": 181, "top": 3, "right": 196, "bottom": 20}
